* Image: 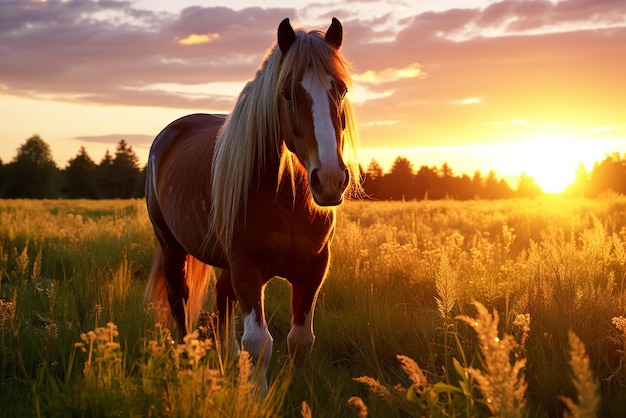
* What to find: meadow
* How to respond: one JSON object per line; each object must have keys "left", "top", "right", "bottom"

{"left": 1, "top": 196, "right": 626, "bottom": 417}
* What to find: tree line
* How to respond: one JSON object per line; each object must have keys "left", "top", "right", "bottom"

{"left": 0, "top": 135, "right": 624, "bottom": 200}
{"left": 362, "top": 157, "right": 541, "bottom": 200}
{"left": 565, "top": 152, "right": 626, "bottom": 198}
{"left": 0, "top": 135, "right": 144, "bottom": 199}
{"left": 362, "top": 153, "right": 626, "bottom": 201}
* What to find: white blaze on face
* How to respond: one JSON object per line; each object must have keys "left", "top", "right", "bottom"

{"left": 301, "top": 69, "right": 339, "bottom": 169}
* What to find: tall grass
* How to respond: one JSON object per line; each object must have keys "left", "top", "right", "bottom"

{"left": 1, "top": 197, "right": 626, "bottom": 416}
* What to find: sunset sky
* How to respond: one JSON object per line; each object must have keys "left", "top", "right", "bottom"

{"left": 1, "top": 0, "right": 625, "bottom": 193}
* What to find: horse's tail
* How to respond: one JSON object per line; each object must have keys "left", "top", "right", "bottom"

{"left": 183, "top": 254, "right": 214, "bottom": 330}
{"left": 145, "top": 242, "right": 214, "bottom": 334}
{"left": 145, "top": 242, "right": 174, "bottom": 330}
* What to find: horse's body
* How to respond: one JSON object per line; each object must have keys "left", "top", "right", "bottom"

{"left": 145, "top": 18, "right": 359, "bottom": 394}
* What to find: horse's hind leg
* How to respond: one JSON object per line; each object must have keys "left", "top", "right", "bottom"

{"left": 160, "top": 243, "right": 189, "bottom": 339}
{"left": 146, "top": 233, "right": 189, "bottom": 340}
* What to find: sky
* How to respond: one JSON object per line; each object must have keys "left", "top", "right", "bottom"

{"left": 1, "top": 0, "right": 625, "bottom": 193}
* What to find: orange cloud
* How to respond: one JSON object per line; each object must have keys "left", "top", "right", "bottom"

{"left": 177, "top": 33, "right": 220, "bottom": 46}
{"left": 352, "top": 63, "right": 425, "bottom": 85}
{"left": 451, "top": 96, "right": 483, "bottom": 105}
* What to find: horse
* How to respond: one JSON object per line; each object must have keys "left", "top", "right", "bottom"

{"left": 145, "top": 17, "right": 360, "bottom": 395}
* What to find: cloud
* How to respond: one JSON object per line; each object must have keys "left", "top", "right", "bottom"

{"left": 0, "top": 0, "right": 624, "bottom": 153}
{"left": 451, "top": 97, "right": 483, "bottom": 105}
{"left": 474, "top": 0, "right": 626, "bottom": 33}
{"left": 177, "top": 33, "right": 220, "bottom": 46}
{"left": 0, "top": 1, "right": 294, "bottom": 110}
{"left": 352, "top": 63, "right": 425, "bottom": 85}
{"left": 74, "top": 134, "right": 154, "bottom": 148}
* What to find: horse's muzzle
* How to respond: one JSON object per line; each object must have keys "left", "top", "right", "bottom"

{"left": 310, "top": 167, "right": 349, "bottom": 206}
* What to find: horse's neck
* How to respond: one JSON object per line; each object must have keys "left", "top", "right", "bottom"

{"left": 263, "top": 149, "right": 312, "bottom": 209}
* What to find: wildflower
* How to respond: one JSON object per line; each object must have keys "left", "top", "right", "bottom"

{"left": 612, "top": 316, "right": 626, "bottom": 355}
{"left": 347, "top": 396, "right": 368, "bottom": 418}
{"left": 74, "top": 342, "right": 87, "bottom": 353}
{"left": 177, "top": 329, "right": 213, "bottom": 365}
{"left": 561, "top": 331, "right": 600, "bottom": 418}
{"left": 513, "top": 313, "right": 531, "bottom": 345}
{"left": 457, "top": 302, "right": 527, "bottom": 418}
{"left": 353, "top": 376, "right": 393, "bottom": 402}
{"left": 0, "top": 299, "right": 16, "bottom": 322}
{"left": 612, "top": 316, "right": 626, "bottom": 334}
{"left": 435, "top": 251, "right": 458, "bottom": 320}
{"left": 397, "top": 355, "right": 428, "bottom": 395}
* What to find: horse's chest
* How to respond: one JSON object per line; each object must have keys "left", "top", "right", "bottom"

{"left": 241, "top": 208, "right": 333, "bottom": 275}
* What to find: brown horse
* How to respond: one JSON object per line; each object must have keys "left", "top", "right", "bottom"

{"left": 145, "top": 17, "right": 360, "bottom": 394}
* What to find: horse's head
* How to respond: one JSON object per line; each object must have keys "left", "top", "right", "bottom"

{"left": 276, "top": 18, "right": 352, "bottom": 206}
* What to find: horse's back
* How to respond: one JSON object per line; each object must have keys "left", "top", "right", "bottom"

{"left": 146, "top": 113, "right": 227, "bottom": 264}
{"left": 149, "top": 113, "right": 225, "bottom": 164}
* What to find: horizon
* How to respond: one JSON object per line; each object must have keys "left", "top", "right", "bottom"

{"left": 3, "top": 132, "right": 619, "bottom": 195}
{"left": 1, "top": 0, "right": 625, "bottom": 194}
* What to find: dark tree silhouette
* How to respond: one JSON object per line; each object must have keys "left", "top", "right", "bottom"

{"left": 384, "top": 156, "right": 415, "bottom": 200}
{"left": 95, "top": 150, "right": 116, "bottom": 198}
{"left": 455, "top": 174, "right": 474, "bottom": 200}
{"left": 2, "top": 139, "right": 625, "bottom": 201}
{"left": 111, "top": 139, "right": 141, "bottom": 198}
{"left": 588, "top": 153, "right": 626, "bottom": 196}
{"left": 472, "top": 171, "right": 484, "bottom": 198}
{"left": 439, "top": 163, "right": 454, "bottom": 198}
{"left": 94, "top": 140, "right": 142, "bottom": 198}
{"left": 1, "top": 135, "right": 61, "bottom": 198}
{"left": 482, "top": 170, "right": 500, "bottom": 199}
{"left": 415, "top": 165, "right": 439, "bottom": 200}
{"left": 363, "top": 159, "right": 383, "bottom": 198}
{"left": 133, "top": 165, "right": 147, "bottom": 198}
{"left": 64, "top": 147, "right": 99, "bottom": 198}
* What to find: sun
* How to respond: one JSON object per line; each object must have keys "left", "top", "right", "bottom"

{"left": 513, "top": 135, "right": 585, "bottom": 194}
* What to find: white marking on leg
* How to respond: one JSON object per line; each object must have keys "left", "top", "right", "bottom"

{"left": 301, "top": 70, "right": 338, "bottom": 168}
{"left": 241, "top": 310, "right": 273, "bottom": 396}
{"left": 287, "top": 311, "right": 315, "bottom": 365}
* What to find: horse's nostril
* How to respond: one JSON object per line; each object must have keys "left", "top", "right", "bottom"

{"left": 311, "top": 168, "right": 321, "bottom": 190}
{"left": 341, "top": 168, "right": 350, "bottom": 189}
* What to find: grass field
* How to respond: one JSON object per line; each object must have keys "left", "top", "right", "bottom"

{"left": 1, "top": 197, "right": 626, "bottom": 417}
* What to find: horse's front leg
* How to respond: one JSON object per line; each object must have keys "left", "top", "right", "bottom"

{"left": 230, "top": 257, "right": 273, "bottom": 396}
{"left": 287, "top": 245, "right": 330, "bottom": 366}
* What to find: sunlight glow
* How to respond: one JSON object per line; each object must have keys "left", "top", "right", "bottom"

{"left": 511, "top": 135, "right": 586, "bottom": 194}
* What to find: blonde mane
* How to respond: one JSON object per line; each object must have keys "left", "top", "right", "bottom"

{"left": 210, "top": 27, "right": 361, "bottom": 252}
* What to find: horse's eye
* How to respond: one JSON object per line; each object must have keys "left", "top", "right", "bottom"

{"left": 281, "top": 89, "right": 292, "bottom": 101}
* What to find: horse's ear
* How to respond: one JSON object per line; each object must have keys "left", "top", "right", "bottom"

{"left": 278, "top": 18, "right": 296, "bottom": 55}
{"left": 325, "top": 17, "right": 342, "bottom": 49}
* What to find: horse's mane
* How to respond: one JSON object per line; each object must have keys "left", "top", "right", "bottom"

{"left": 210, "top": 26, "right": 361, "bottom": 252}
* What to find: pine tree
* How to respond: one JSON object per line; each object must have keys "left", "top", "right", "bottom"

{"left": 112, "top": 139, "right": 141, "bottom": 198}
{"left": 64, "top": 147, "right": 98, "bottom": 198}
{"left": 2, "top": 135, "right": 61, "bottom": 198}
